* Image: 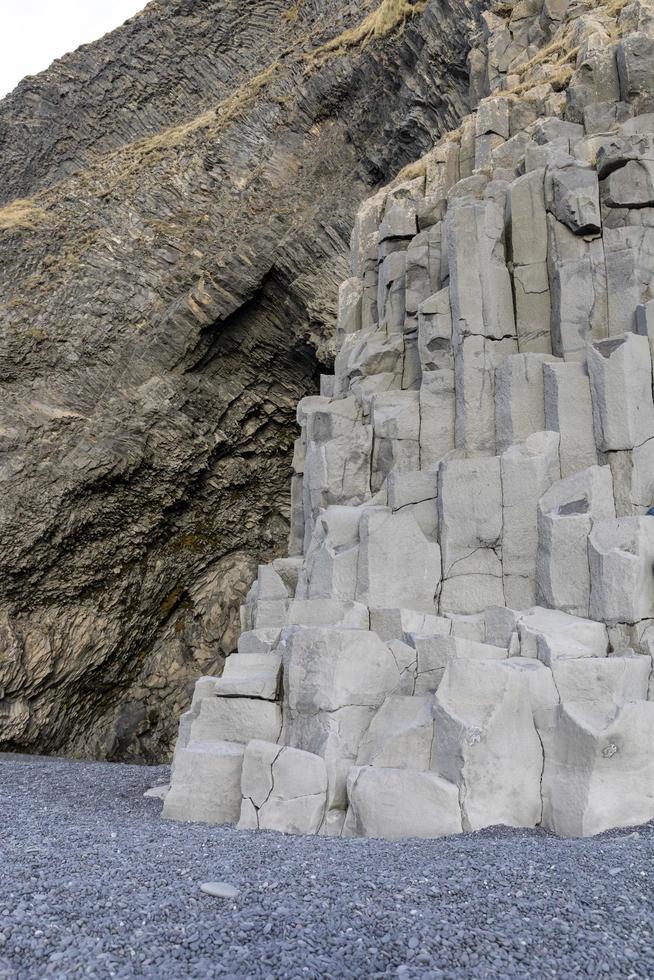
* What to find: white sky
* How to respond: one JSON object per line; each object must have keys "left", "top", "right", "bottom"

{"left": 0, "top": 1, "right": 147, "bottom": 98}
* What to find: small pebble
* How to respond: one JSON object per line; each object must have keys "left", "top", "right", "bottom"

{"left": 143, "top": 785, "right": 169, "bottom": 800}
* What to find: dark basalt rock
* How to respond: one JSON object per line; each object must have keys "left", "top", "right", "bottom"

{"left": 0, "top": 0, "right": 483, "bottom": 762}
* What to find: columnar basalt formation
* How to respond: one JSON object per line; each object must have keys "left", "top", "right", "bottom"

{"left": 165, "top": 0, "right": 654, "bottom": 839}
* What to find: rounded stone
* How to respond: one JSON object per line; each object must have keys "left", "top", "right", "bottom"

{"left": 199, "top": 882, "right": 239, "bottom": 899}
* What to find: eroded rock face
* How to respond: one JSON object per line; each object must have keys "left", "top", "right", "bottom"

{"left": 165, "top": 0, "right": 654, "bottom": 840}
{"left": 0, "top": 0, "right": 481, "bottom": 760}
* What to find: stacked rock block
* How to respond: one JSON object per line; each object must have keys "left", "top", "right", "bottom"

{"left": 164, "top": 0, "right": 654, "bottom": 839}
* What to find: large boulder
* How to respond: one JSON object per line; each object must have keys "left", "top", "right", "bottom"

{"left": 537, "top": 466, "right": 616, "bottom": 617}
{"left": 356, "top": 695, "right": 436, "bottom": 770}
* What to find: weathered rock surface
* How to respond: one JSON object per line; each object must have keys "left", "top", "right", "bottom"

{"left": 0, "top": 0, "right": 482, "bottom": 760}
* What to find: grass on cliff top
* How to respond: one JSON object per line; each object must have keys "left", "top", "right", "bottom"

{"left": 0, "top": 199, "right": 49, "bottom": 232}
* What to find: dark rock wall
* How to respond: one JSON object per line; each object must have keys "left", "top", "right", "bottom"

{"left": 0, "top": 0, "right": 483, "bottom": 761}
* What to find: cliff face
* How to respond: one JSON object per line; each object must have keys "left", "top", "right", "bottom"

{"left": 0, "top": 0, "right": 483, "bottom": 761}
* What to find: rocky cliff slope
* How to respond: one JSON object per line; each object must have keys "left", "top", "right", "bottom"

{"left": 0, "top": 0, "right": 484, "bottom": 761}
{"left": 164, "top": 0, "right": 654, "bottom": 839}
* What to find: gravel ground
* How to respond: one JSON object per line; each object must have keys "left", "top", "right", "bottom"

{"left": 1, "top": 754, "right": 653, "bottom": 979}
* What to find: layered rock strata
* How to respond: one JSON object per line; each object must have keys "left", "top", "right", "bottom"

{"left": 0, "top": 0, "right": 482, "bottom": 761}
{"left": 165, "top": 0, "right": 654, "bottom": 838}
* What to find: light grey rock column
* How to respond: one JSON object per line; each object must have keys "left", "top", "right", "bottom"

{"left": 425, "top": 140, "right": 460, "bottom": 200}
{"left": 163, "top": 741, "right": 245, "bottom": 825}
{"left": 238, "top": 741, "right": 328, "bottom": 835}
{"left": 454, "top": 335, "right": 518, "bottom": 453}
{"left": 589, "top": 516, "right": 654, "bottom": 624}
{"left": 303, "top": 398, "right": 373, "bottom": 519}
{"left": 547, "top": 214, "right": 608, "bottom": 360}
{"left": 405, "top": 224, "right": 444, "bottom": 316}
{"left": 343, "top": 766, "right": 462, "bottom": 840}
{"left": 636, "top": 298, "right": 654, "bottom": 368}
{"left": 604, "top": 227, "right": 654, "bottom": 337}
{"left": 300, "top": 505, "right": 361, "bottom": 603}
{"left": 336, "top": 277, "right": 364, "bottom": 338}
{"left": 446, "top": 192, "right": 516, "bottom": 343}
{"left": 283, "top": 627, "right": 404, "bottom": 807}
{"left": 370, "top": 390, "right": 421, "bottom": 491}
{"left": 508, "top": 168, "right": 551, "bottom": 352}
{"left": 431, "top": 660, "right": 543, "bottom": 831}
{"left": 377, "top": 251, "right": 408, "bottom": 335}
{"left": 545, "top": 164, "right": 602, "bottom": 236}
{"left": 355, "top": 507, "right": 441, "bottom": 613}
{"left": 617, "top": 32, "right": 654, "bottom": 111}
{"left": 350, "top": 191, "right": 386, "bottom": 277}
{"left": 566, "top": 41, "right": 621, "bottom": 124}
{"left": 537, "top": 465, "right": 617, "bottom": 617}
{"left": 606, "top": 438, "right": 654, "bottom": 516}
{"left": 475, "top": 96, "right": 509, "bottom": 169}
{"left": 536, "top": 701, "right": 654, "bottom": 837}
{"left": 587, "top": 332, "right": 654, "bottom": 451}
{"left": 438, "top": 456, "right": 504, "bottom": 614}
{"left": 419, "top": 369, "right": 456, "bottom": 470}
{"left": 495, "top": 352, "right": 559, "bottom": 454}
{"left": 417, "top": 287, "right": 452, "bottom": 374}
{"left": 501, "top": 431, "right": 561, "bottom": 610}
{"left": 543, "top": 361, "right": 598, "bottom": 478}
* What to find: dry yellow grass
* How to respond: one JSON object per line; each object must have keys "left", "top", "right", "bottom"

{"left": 83, "top": 60, "right": 287, "bottom": 198}
{"left": 507, "top": 63, "right": 575, "bottom": 97}
{"left": 600, "top": 0, "right": 631, "bottom": 15}
{"left": 0, "top": 199, "right": 49, "bottom": 232}
{"left": 0, "top": 0, "right": 444, "bottom": 231}
{"left": 307, "top": 0, "right": 428, "bottom": 64}
{"left": 130, "top": 109, "right": 216, "bottom": 156}
{"left": 507, "top": 0, "right": 625, "bottom": 81}
{"left": 392, "top": 156, "right": 428, "bottom": 184}
{"left": 117, "top": 60, "right": 282, "bottom": 163}
{"left": 0, "top": 0, "right": 434, "bottom": 214}
{"left": 283, "top": 2, "right": 304, "bottom": 22}
{"left": 513, "top": 34, "right": 578, "bottom": 76}
{"left": 76, "top": 1, "right": 430, "bottom": 192}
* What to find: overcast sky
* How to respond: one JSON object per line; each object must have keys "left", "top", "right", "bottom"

{"left": 0, "top": 1, "right": 146, "bottom": 98}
